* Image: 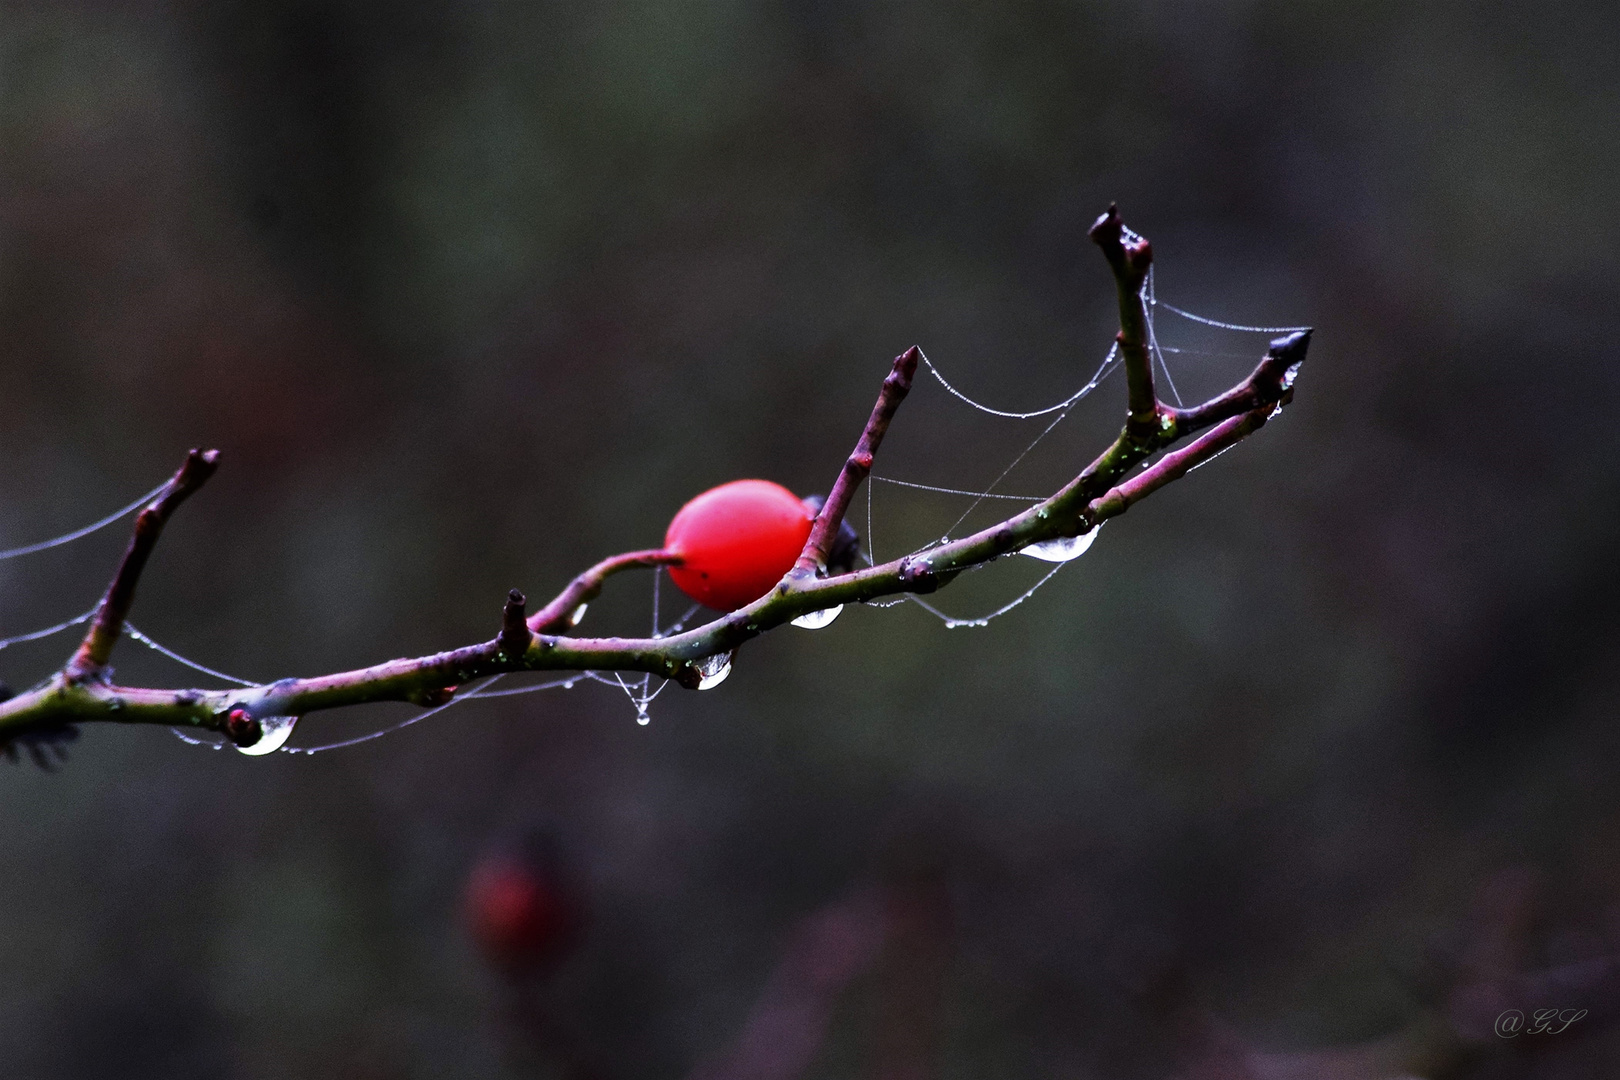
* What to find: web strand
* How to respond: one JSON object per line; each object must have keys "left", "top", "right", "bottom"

{"left": 283, "top": 674, "right": 506, "bottom": 754}
{"left": 170, "top": 727, "right": 224, "bottom": 748}
{"left": 871, "top": 477, "right": 1045, "bottom": 502}
{"left": 0, "top": 482, "right": 168, "bottom": 560}
{"left": 651, "top": 567, "right": 662, "bottom": 636}
{"left": 1155, "top": 300, "right": 1310, "bottom": 334}
{"left": 660, "top": 604, "right": 701, "bottom": 638}
{"left": 463, "top": 676, "right": 585, "bottom": 698}
{"left": 0, "top": 608, "right": 96, "bottom": 652}
{"left": 1144, "top": 268, "right": 1184, "bottom": 408}
{"left": 918, "top": 339, "right": 1119, "bottom": 420}
{"left": 903, "top": 561, "right": 1068, "bottom": 628}
{"left": 1157, "top": 345, "right": 1259, "bottom": 359}
{"left": 124, "top": 624, "right": 261, "bottom": 686}
{"left": 919, "top": 344, "right": 1120, "bottom": 542}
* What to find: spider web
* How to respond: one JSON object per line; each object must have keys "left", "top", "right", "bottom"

{"left": 1, "top": 268, "right": 1303, "bottom": 752}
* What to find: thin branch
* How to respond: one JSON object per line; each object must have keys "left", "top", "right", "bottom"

{"left": 1088, "top": 407, "right": 1272, "bottom": 523}
{"left": 1169, "top": 330, "right": 1311, "bottom": 437}
{"left": 1088, "top": 204, "right": 1157, "bottom": 428}
{"left": 526, "top": 548, "right": 680, "bottom": 635}
{"left": 64, "top": 448, "right": 219, "bottom": 681}
{"left": 794, "top": 346, "right": 919, "bottom": 576}
{"left": 0, "top": 208, "right": 1313, "bottom": 751}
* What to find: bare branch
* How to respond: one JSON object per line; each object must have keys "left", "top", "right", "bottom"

{"left": 1088, "top": 408, "right": 1272, "bottom": 524}
{"left": 64, "top": 448, "right": 219, "bottom": 681}
{"left": 526, "top": 548, "right": 680, "bottom": 635}
{"left": 0, "top": 207, "right": 1314, "bottom": 751}
{"left": 1088, "top": 203, "right": 1157, "bottom": 428}
{"left": 794, "top": 346, "right": 919, "bottom": 576}
{"left": 1169, "top": 330, "right": 1311, "bottom": 437}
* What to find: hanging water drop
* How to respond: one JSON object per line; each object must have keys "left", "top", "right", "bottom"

{"left": 694, "top": 651, "right": 733, "bottom": 690}
{"left": 1018, "top": 523, "right": 1102, "bottom": 563}
{"left": 635, "top": 705, "right": 651, "bottom": 726}
{"left": 568, "top": 603, "right": 589, "bottom": 628}
{"left": 235, "top": 715, "right": 298, "bottom": 756}
{"left": 791, "top": 604, "right": 844, "bottom": 630}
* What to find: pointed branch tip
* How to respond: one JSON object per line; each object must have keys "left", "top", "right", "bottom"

{"left": 500, "top": 589, "right": 532, "bottom": 658}
{"left": 1088, "top": 205, "right": 1151, "bottom": 282}
{"left": 1269, "top": 329, "right": 1313, "bottom": 359}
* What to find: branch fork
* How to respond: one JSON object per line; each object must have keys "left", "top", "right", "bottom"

{"left": 0, "top": 207, "right": 1311, "bottom": 754}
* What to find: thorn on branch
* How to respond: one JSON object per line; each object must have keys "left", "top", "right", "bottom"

{"left": 500, "top": 589, "right": 533, "bottom": 659}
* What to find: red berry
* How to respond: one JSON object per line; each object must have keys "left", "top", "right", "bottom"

{"left": 466, "top": 851, "right": 577, "bottom": 973}
{"left": 664, "top": 479, "right": 813, "bottom": 612}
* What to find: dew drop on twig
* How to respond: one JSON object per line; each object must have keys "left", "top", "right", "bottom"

{"left": 791, "top": 605, "right": 844, "bottom": 630}
{"left": 1018, "top": 523, "right": 1103, "bottom": 563}
{"left": 568, "top": 603, "right": 588, "bottom": 628}
{"left": 694, "top": 652, "right": 734, "bottom": 690}
{"left": 236, "top": 715, "right": 298, "bottom": 756}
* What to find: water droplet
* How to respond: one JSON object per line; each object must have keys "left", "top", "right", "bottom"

{"left": 235, "top": 715, "right": 298, "bottom": 756}
{"left": 635, "top": 707, "right": 651, "bottom": 726}
{"left": 568, "top": 603, "right": 588, "bottom": 628}
{"left": 1281, "top": 361, "right": 1303, "bottom": 389}
{"left": 695, "top": 652, "right": 733, "bottom": 690}
{"left": 791, "top": 604, "right": 844, "bottom": 630}
{"left": 939, "top": 535, "right": 950, "bottom": 546}
{"left": 1018, "top": 523, "right": 1103, "bottom": 563}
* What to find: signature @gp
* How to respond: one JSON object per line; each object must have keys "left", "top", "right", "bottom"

{"left": 1495, "top": 1008, "right": 1588, "bottom": 1038}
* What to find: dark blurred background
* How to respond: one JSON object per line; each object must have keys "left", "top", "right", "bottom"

{"left": 3, "top": 1, "right": 1619, "bottom": 1076}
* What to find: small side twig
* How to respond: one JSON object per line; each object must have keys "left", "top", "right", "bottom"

{"left": 500, "top": 590, "right": 533, "bottom": 659}
{"left": 64, "top": 448, "right": 219, "bottom": 682}
{"left": 527, "top": 549, "right": 680, "bottom": 635}
{"left": 1089, "top": 204, "right": 1157, "bottom": 429}
{"left": 1088, "top": 409, "right": 1268, "bottom": 522}
{"left": 1169, "top": 330, "right": 1311, "bottom": 436}
{"left": 794, "top": 346, "right": 919, "bottom": 576}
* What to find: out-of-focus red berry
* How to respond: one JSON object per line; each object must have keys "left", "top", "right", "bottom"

{"left": 664, "top": 479, "right": 813, "bottom": 612}
{"left": 465, "top": 850, "right": 577, "bottom": 973}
